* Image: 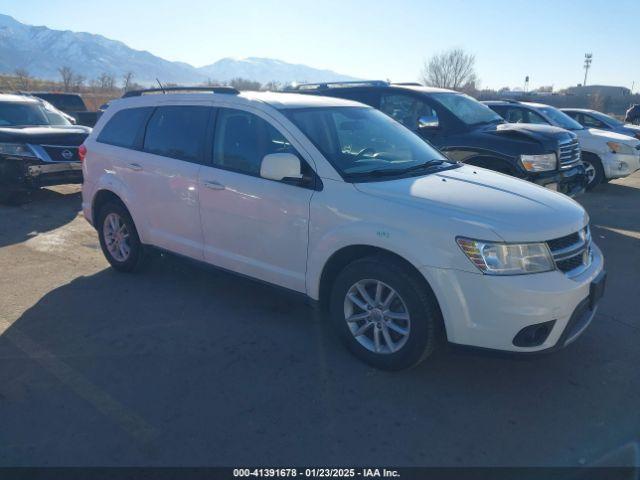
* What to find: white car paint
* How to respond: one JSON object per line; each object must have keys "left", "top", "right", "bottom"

{"left": 522, "top": 102, "right": 640, "bottom": 180}
{"left": 82, "top": 91, "right": 604, "bottom": 353}
{"left": 574, "top": 128, "right": 640, "bottom": 179}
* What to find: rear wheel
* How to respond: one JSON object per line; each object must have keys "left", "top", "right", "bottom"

{"left": 97, "top": 202, "right": 145, "bottom": 272}
{"left": 329, "top": 256, "right": 443, "bottom": 370}
{"left": 582, "top": 154, "right": 605, "bottom": 190}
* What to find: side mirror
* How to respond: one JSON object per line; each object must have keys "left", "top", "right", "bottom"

{"left": 418, "top": 115, "right": 439, "bottom": 129}
{"left": 260, "top": 153, "right": 303, "bottom": 182}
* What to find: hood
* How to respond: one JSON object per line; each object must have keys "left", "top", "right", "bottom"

{"left": 354, "top": 165, "right": 587, "bottom": 242}
{"left": 578, "top": 128, "right": 640, "bottom": 146}
{"left": 0, "top": 125, "right": 91, "bottom": 146}
{"left": 491, "top": 122, "right": 575, "bottom": 144}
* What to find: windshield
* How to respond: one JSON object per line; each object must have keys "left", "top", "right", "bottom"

{"left": 538, "top": 106, "right": 584, "bottom": 130}
{"left": 432, "top": 92, "right": 503, "bottom": 125}
{"left": 591, "top": 111, "right": 624, "bottom": 127}
{"left": 284, "top": 106, "right": 452, "bottom": 180}
{"left": 0, "top": 102, "right": 70, "bottom": 127}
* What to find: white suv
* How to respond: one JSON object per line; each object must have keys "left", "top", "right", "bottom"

{"left": 82, "top": 87, "right": 606, "bottom": 370}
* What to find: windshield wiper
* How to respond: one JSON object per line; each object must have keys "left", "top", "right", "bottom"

{"left": 344, "top": 160, "right": 448, "bottom": 180}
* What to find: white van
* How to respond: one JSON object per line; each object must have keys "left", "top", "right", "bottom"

{"left": 81, "top": 87, "right": 606, "bottom": 369}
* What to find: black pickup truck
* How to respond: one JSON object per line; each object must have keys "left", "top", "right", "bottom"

{"left": 30, "top": 92, "right": 100, "bottom": 127}
{"left": 0, "top": 93, "right": 90, "bottom": 204}
{"left": 290, "top": 81, "right": 587, "bottom": 197}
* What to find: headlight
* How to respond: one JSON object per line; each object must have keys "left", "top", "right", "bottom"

{"left": 457, "top": 237, "right": 555, "bottom": 275}
{"left": 607, "top": 141, "right": 635, "bottom": 155}
{"left": 520, "top": 153, "right": 557, "bottom": 172}
{"left": 0, "top": 143, "right": 37, "bottom": 158}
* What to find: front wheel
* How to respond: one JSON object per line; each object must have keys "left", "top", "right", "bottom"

{"left": 329, "top": 257, "right": 443, "bottom": 370}
{"left": 582, "top": 154, "right": 605, "bottom": 190}
{"left": 97, "top": 202, "right": 145, "bottom": 272}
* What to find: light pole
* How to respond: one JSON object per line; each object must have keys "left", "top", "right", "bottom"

{"left": 583, "top": 53, "right": 593, "bottom": 86}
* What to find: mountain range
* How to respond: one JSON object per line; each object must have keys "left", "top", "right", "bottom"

{"left": 0, "top": 13, "right": 356, "bottom": 86}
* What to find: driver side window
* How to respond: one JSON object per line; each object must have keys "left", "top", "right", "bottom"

{"left": 213, "top": 108, "right": 297, "bottom": 176}
{"left": 581, "top": 114, "right": 607, "bottom": 129}
{"left": 380, "top": 94, "right": 437, "bottom": 130}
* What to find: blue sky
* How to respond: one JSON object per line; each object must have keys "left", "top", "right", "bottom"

{"left": 0, "top": 0, "right": 637, "bottom": 91}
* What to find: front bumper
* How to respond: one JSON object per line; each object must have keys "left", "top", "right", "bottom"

{"left": 526, "top": 163, "right": 587, "bottom": 197}
{"left": 0, "top": 155, "right": 82, "bottom": 191}
{"left": 420, "top": 243, "right": 604, "bottom": 352}
{"left": 601, "top": 151, "right": 640, "bottom": 179}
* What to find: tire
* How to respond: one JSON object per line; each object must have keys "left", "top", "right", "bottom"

{"left": 582, "top": 154, "right": 605, "bottom": 190}
{"left": 329, "top": 256, "right": 443, "bottom": 370}
{"left": 97, "top": 202, "right": 145, "bottom": 272}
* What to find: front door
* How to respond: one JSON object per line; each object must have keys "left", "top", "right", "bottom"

{"left": 198, "top": 107, "right": 314, "bottom": 292}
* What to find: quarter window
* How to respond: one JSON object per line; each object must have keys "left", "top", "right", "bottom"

{"left": 97, "top": 107, "right": 153, "bottom": 149}
{"left": 213, "top": 108, "right": 297, "bottom": 176}
{"left": 143, "top": 106, "right": 210, "bottom": 162}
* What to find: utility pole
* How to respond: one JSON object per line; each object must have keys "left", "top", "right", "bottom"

{"left": 583, "top": 53, "right": 593, "bottom": 86}
{"left": 524, "top": 76, "right": 529, "bottom": 93}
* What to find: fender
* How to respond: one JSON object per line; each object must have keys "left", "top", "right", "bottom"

{"left": 91, "top": 171, "right": 149, "bottom": 244}
{"left": 306, "top": 221, "right": 433, "bottom": 300}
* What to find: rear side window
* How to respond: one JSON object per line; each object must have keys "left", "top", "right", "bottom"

{"left": 143, "top": 106, "right": 210, "bottom": 162}
{"left": 97, "top": 107, "right": 153, "bottom": 149}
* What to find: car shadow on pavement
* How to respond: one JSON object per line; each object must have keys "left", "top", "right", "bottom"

{"left": 1, "top": 249, "right": 638, "bottom": 468}
{"left": 0, "top": 187, "right": 81, "bottom": 248}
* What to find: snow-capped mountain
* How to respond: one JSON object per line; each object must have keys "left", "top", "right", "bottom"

{"left": 197, "top": 57, "right": 356, "bottom": 84}
{"left": 0, "top": 14, "right": 355, "bottom": 86}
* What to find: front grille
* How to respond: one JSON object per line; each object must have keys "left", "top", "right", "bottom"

{"left": 547, "top": 226, "right": 591, "bottom": 276}
{"left": 558, "top": 138, "right": 581, "bottom": 169}
{"left": 41, "top": 145, "right": 80, "bottom": 162}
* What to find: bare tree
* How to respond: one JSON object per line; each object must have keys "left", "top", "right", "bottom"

{"left": 229, "top": 77, "right": 262, "bottom": 91}
{"left": 421, "top": 48, "right": 478, "bottom": 91}
{"left": 262, "top": 80, "right": 282, "bottom": 91}
{"left": 97, "top": 72, "right": 115, "bottom": 91}
{"left": 73, "top": 74, "right": 86, "bottom": 90}
{"left": 14, "top": 68, "right": 31, "bottom": 90}
{"left": 58, "top": 66, "right": 74, "bottom": 91}
{"left": 122, "top": 71, "right": 135, "bottom": 92}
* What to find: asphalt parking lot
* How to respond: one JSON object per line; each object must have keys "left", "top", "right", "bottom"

{"left": 0, "top": 173, "right": 639, "bottom": 468}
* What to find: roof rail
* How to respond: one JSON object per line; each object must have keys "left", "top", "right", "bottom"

{"left": 287, "top": 80, "right": 389, "bottom": 91}
{"left": 122, "top": 86, "right": 240, "bottom": 98}
{"left": 392, "top": 82, "right": 422, "bottom": 86}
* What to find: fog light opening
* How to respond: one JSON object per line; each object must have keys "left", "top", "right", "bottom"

{"left": 513, "top": 320, "right": 556, "bottom": 347}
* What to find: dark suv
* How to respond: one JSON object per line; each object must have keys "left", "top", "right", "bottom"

{"left": 290, "top": 82, "right": 586, "bottom": 197}
{"left": 0, "top": 93, "right": 90, "bottom": 204}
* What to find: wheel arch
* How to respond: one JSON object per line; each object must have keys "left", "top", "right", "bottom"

{"left": 317, "top": 244, "right": 441, "bottom": 318}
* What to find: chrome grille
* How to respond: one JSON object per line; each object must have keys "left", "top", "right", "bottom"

{"left": 547, "top": 226, "right": 591, "bottom": 277}
{"left": 558, "top": 138, "right": 581, "bottom": 169}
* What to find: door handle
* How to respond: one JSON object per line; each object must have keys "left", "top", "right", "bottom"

{"left": 127, "top": 163, "right": 143, "bottom": 172}
{"left": 203, "top": 180, "right": 225, "bottom": 190}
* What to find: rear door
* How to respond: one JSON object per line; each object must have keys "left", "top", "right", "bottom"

{"left": 198, "top": 106, "right": 314, "bottom": 292}
{"left": 133, "top": 104, "right": 212, "bottom": 259}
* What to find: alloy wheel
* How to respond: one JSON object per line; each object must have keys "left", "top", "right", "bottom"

{"left": 343, "top": 279, "right": 411, "bottom": 354}
{"left": 103, "top": 212, "right": 131, "bottom": 262}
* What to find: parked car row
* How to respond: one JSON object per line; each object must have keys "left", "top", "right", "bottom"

{"left": 484, "top": 100, "right": 640, "bottom": 189}
{"left": 75, "top": 85, "right": 607, "bottom": 370}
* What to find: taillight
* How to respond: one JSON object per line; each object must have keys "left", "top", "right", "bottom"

{"left": 78, "top": 144, "right": 87, "bottom": 162}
